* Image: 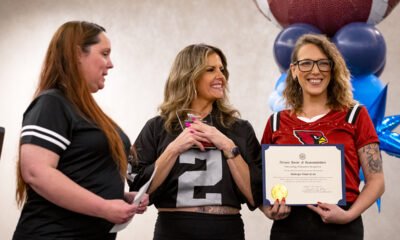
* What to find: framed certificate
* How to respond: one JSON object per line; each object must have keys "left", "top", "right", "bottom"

{"left": 262, "top": 144, "right": 346, "bottom": 206}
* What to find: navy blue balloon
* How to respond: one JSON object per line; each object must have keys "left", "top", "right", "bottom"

{"left": 333, "top": 23, "right": 386, "bottom": 76}
{"left": 374, "top": 58, "right": 386, "bottom": 77}
{"left": 273, "top": 23, "right": 321, "bottom": 72}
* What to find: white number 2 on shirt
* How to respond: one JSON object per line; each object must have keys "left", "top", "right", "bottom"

{"left": 176, "top": 149, "right": 223, "bottom": 207}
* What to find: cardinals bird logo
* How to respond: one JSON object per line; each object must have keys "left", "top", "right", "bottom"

{"left": 294, "top": 130, "right": 328, "bottom": 144}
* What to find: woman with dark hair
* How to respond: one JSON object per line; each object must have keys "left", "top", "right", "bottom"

{"left": 13, "top": 21, "right": 148, "bottom": 240}
{"left": 261, "top": 34, "right": 385, "bottom": 240}
{"left": 129, "top": 43, "right": 262, "bottom": 240}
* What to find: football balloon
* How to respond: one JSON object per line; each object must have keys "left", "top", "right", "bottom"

{"left": 253, "top": 0, "right": 400, "bottom": 36}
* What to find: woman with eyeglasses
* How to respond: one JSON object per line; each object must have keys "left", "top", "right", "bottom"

{"left": 260, "top": 34, "right": 384, "bottom": 240}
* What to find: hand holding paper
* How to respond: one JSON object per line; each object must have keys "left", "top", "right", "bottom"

{"left": 109, "top": 167, "right": 157, "bottom": 233}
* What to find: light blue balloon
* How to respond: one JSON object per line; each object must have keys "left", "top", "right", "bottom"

{"left": 269, "top": 73, "right": 287, "bottom": 112}
{"left": 351, "top": 74, "right": 384, "bottom": 109}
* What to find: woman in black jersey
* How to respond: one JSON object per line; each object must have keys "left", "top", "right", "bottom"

{"left": 129, "top": 44, "right": 262, "bottom": 240}
{"left": 13, "top": 21, "right": 148, "bottom": 240}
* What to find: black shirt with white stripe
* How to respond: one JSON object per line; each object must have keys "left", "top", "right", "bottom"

{"left": 14, "top": 89, "right": 130, "bottom": 240}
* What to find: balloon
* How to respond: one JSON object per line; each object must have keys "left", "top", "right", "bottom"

{"left": 268, "top": 73, "right": 287, "bottom": 112}
{"left": 274, "top": 72, "right": 287, "bottom": 90}
{"left": 351, "top": 74, "right": 384, "bottom": 109}
{"left": 374, "top": 58, "right": 386, "bottom": 77}
{"left": 273, "top": 24, "right": 321, "bottom": 72}
{"left": 379, "top": 115, "right": 400, "bottom": 133}
{"left": 254, "top": 0, "right": 400, "bottom": 36}
{"left": 354, "top": 81, "right": 400, "bottom": 158}
{"left": 368, "top": 85, "right": 387, "bottom": 126}
{"left": 333, "top": 23, "right": 386, "bottom": 76}
{"left": 379, "top": 125, "right": 400, "bottom": 158}
{"left": 268, "top": 91, "right": 286, "bottom": 112}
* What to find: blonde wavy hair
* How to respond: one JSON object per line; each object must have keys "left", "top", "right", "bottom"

{"left": 283, "top": 34, "right": 357, "bottom": 113}
{"left": 159, "top": 44, "right": 239, "bottom": 132}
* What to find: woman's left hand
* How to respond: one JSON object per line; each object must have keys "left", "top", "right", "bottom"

{"left": 307, "top": 202, "right": 351, "bottom": 224}
{"left": 189, "top": 119, "right": 234, "bottom": 150}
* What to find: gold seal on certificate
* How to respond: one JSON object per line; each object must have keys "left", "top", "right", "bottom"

{"left": 271, "top": 184, "right": 288, "bottom": 201}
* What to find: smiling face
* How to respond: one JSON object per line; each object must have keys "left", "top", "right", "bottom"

{"left": 194, "top": 53, "right": 227, "bottom": 107}
{"left": 79, "top": 32, "right": 113, "bottom": 93}
{"left": 290, "top": 43, "right": 331, "bottom": 100}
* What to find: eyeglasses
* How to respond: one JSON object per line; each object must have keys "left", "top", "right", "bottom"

{"left": 293, "top": 59, "right": 333, "bottom": 72}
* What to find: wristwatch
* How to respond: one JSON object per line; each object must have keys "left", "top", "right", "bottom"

{"left": 224, "top": 146, "right": 240, "bottom": 159}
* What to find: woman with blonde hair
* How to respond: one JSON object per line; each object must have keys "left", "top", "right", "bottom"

{"left": 13, "top": 21, "right": 148, "bottom": 240}
{"left": 261, "top": 34, "right": 385, "bottom": 240}
{"left": 129, "top": 43, "right": 262, "bottom": 240}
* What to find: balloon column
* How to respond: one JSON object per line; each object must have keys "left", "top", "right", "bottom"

{"left": 254, "top": 0, "right": 400, "bottom": 210}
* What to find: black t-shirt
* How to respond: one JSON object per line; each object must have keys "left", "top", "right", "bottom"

{"left": 128, "top": 111, "right": 262, "bottom": 210}
{"left": 13, "top": 89, "right": 130, "bottom": 240}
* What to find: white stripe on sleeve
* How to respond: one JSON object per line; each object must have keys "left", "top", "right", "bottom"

{"left": 21, "top": 131, "right": 68, "bottom": 150}
{"left": 21, "top": 125, "right": 70, "bottom": 145}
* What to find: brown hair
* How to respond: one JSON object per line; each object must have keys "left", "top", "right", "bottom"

{"left": 159, "top": 44, "right": 239, "bottom": 132}
{"left": 283, "top": 34, "right": 356, "bottom": 113}
{"left": 16, "top": 21, "right": 127, "bottom": 206}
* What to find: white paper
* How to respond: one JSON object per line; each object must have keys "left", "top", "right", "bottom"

{"left": 109, "top": 167, "right": 157, "bottom": 233}
{"left": 263, "top": 145, "right": 345, "bottom": 205}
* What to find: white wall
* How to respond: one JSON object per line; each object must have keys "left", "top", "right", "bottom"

{"left": 1, "top": 1, "right": 399, "bottom": 239}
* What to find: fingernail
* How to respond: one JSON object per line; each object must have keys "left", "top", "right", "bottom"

{"left": 282, "top": 197, "right": 286, "bottom": 202}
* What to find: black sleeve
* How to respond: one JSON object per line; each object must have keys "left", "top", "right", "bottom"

{"left": 225, "top": 120, "right": 262, "bottom": 210}
{"left": 20, "top": 94, "right": 72, "bottom": 155}
{"left": 127, "top": 117, "right": 159, "bottom": 202}
{"left": 242, "top": 120, "right": 263, "bottom": 210}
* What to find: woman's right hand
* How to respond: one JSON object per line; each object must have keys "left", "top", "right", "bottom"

{"left": 101, "top": 199, "right": 141, "bottom": 224}
{"left": 168, "top": 127, "right": 210, "bottom": 154}
{"left": 261, "top": 199, "right": 291, "bottom": 220}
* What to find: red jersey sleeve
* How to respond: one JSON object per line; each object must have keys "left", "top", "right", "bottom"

{"left": 354, "top": 106, "right": 379, "bottom": 149}
{"left": 261, "top": 114, "right": 274, "bottom": 144}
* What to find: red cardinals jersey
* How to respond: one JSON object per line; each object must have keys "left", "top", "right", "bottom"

{"left": 261, "top": 105, "right": 379, "bottom": 203}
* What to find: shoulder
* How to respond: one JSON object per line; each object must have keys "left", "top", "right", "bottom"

{"left": 138, "top": 115, "right": 166, "bottom": 138}
{"left": 229, "top": 118, "right": 256, "bottom": 136}
{"left": 37, "top": 89, "right": 69, "bottom": 103}
{"left": 266, "top": 109, "right": 291, "bottom": 132}
{"left": 24, "top": 89, "right": 71, "bottom": 116}
{"left": 344, "top": 103, "right": 365, "bottom": 124}
{"left": 267, "top": 109, "right": 291, "bottom": 120}
{"left": 144, "top": 115, "right": 165, "bottom": 128}
{"left": 232, "top": 117, "right": 252, "bottom": 129}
